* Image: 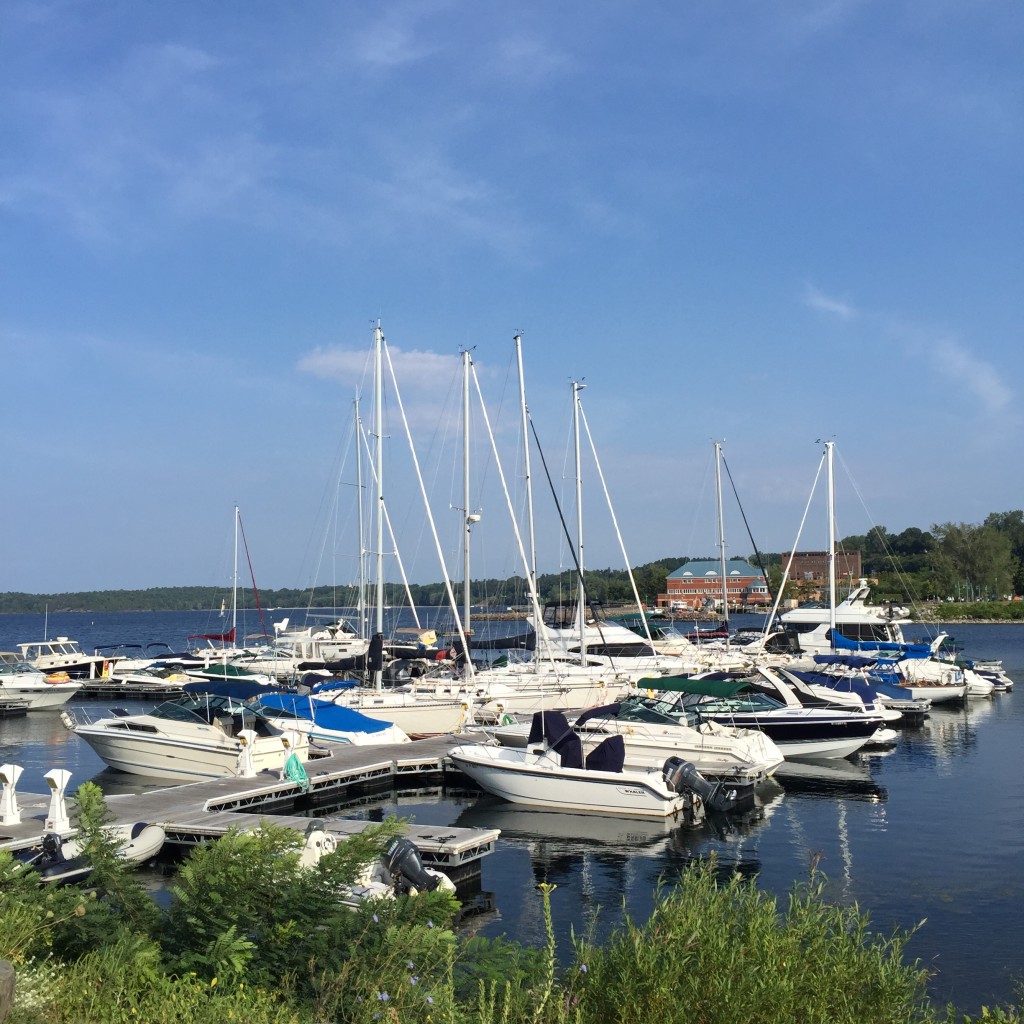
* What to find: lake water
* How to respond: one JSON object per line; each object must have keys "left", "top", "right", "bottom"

{"left": 2, "top": 609, "right": 1023, "bottom": 1014}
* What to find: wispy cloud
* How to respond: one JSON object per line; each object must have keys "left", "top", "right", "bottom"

{"left": 348, "top": 2, "right": 445, "bottom": 69}
{"left": 494, "top": 32, "right": 573, "bottom": 84}
{"left": 803, "top": 284, "right": 858, "bottom": 320}
{"left": 930, "top": 336, "right": 1013, "bottom": 413}
{"left": 299, "top": 342, "right": 466, "bottom": 435}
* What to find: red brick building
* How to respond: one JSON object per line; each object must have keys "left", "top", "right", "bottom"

{"left": 658, "top": 559, "right": 770, "bottom": 611}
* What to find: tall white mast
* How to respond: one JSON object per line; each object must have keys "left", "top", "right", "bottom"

{"left": 714, "top": 441, "right": 729, "bottom": 630}
{"left": 373, "top": 322, "right": 385, "bottom": 690}
{"left": 826, "top": 440, "right": 837, "bottom": 648}
{"left": 354, "top": 397, "right": 367, "bottom": 639}
{"left": 232, "top": 504, "right": 239, "bottom": 642}
{"left": 572, "top": 380, "right": 586, "bottom": 660}
{"left": 514, "top": 335, "right": 537, "bottom": 590}
{"left": 462, "top": 347, "right": 473, "bottom": 637}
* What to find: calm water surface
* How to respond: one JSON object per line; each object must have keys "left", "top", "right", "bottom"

{"left": 2, "top": 610, "right": 1023, "bottom": 1013}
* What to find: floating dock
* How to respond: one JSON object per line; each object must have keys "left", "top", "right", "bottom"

{"left": 0, "top": 736, "right": 498, "bottom": 884}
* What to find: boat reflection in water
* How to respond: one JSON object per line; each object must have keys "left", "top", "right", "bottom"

{"left": 772, "top": 757, "right": 888, "bottom": 802}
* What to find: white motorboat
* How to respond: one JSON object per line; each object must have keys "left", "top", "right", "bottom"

{"left": 0, "top": 652, "right": 82, "bottom": 710}
{"left": 252, "top": 691, "right": 411, "bottom": 746}
{"left": 482, "top": 694, "right": 783, "bottom": 788}
{"left": 448, "top": 711, "right": 730, "bottom": 818}
{"left": 298, "top": 826, "right": 455, "bottom": 905}
{"left": 16, "top": 638, "right": 109, "bottom": 680}
{"left": 61, "top": 693, "right": 316, "bottom": 781}
{"left": 651, "top": 675, "right": 885, "bottom": 760}
{"left": 313, "top": 678, "right": 473, "bottom": 738}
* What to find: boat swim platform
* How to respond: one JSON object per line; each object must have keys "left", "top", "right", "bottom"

{"left": 0, "top": 735, "right": 498, "bottom": 883}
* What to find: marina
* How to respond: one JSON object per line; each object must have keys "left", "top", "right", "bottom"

{"left": 0, "top": 610, "right": 1023, "bottom": 1014}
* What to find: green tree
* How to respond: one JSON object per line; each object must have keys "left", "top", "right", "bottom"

{"left": 930, "top": 522, "right": 1015, "bottom": 600}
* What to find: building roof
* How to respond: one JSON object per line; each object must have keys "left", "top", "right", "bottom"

{"left": 667, "top": 559, "right": 765, "bottom": 580}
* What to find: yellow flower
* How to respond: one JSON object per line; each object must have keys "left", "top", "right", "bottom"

{"left": 210, "top": 977, "right": 218, "bottom": 988}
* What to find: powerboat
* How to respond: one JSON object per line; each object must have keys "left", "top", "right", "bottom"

{"left": 61, "top": 692, "right": 317, "bottom": 781}
{"left": 251, "top": 691, "right": 411, "bottom": 746}
{"left": 448, "top": 711, "right": 732, "bottom": 818}
{"left": 0, "top": 652, "right": 82, "bottom": 710}
{"left": 646, "top": 675, "right": 885, "bottom": 760}
{"left": 481, "top": 694, "right": 783, "bottom": 790}
{"left": 16, "top": 638, "right": 109, "bottom": 680}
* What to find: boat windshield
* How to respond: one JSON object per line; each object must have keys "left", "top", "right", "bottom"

{"left": 689, "top": 692, "right": 787, "bottom": 713}
{"left": 149, "top": 694, "right": 265, "bottom": 726}
{"left": 616, "top": 696, "right": 695, "bottom": 725}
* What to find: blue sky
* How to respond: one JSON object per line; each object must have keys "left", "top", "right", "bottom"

{"left": 2, "top": 0, "right": 1021, "bottom": 595}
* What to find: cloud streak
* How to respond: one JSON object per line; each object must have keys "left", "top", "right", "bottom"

{"left": 930, "top": 337, "right": 1013, "bottom": 413}
{"left": 803, "top": 284, "right": 858, "bottom": 320}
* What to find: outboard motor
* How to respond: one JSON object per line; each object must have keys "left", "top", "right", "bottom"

{"left": 662, "top": 756, "right": 739, "bottom": 813}
{"left": 380, "top": 836, "right": 441, "bottom": 893}
{"left": 40, "top": 832, "right": 65, "bottom": 862}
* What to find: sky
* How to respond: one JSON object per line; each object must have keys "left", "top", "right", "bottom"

{"left": 2, "top": 0, "right": 1022, "bottom": 596}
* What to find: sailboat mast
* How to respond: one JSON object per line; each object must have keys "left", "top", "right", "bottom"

{"left": 826, "top": 440, "right": 837, "bottom": 648}
{"left": 572, "top": 380, "right": 586, "bottom": 659}
{"left": 714, "top": 441, "right": 729, "bottom": 630}
{"left": 354, "top": 396, "right": 367, "bottom": 639}
{"left": 514, "top": 335, "right": 538, "bottom": 590}
{"left": 232, "top": 504, "right": 239, "bottom": 643}
{"left": 462, "top": 348, "right": 472, "bottom": 636}
{"left": 373, "top": 323, "right": 385, "bottom": 689}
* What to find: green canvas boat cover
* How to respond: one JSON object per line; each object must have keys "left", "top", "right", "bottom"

{"left": 636, "top": 675, "right": 750, "bottom": 697}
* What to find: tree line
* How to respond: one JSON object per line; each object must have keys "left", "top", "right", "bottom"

{"left": 3, "top": 510, "right": 1022, "bottom": 614}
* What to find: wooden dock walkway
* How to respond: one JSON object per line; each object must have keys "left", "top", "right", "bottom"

{"left": 0, "top": 735, "right": 497, "bottom": 882}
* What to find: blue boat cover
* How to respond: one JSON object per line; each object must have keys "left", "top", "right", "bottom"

{"left": 310, "top": 679, "right": 358, "bottom": 694}
{"left": 256, "top": 692, "right": 392, "bottom": 734}
{"left": 829, "top": 632, "right": 932, "bottom": 657}
{"left": 813, "top": 654, "right": 877, "bottom": 669}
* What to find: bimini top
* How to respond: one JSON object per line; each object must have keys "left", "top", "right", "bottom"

{"left": 635, "top": 675, "right": 751, "bottom": 697}
{"left": 182, "top": 679, "right": 275, "bottom": 701}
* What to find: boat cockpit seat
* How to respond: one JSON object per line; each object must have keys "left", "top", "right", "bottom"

{"left": 584, "top": 734, "right": 625, "bottom": 773}
{"left": 551, "top": 730, "right": 584, "bottom": 770}
{"left": 213, "top": 714, "right": 236, "bottom": 736}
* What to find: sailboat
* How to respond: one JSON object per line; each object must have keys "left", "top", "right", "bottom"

{"left": 314, "top": 323, "right": 474, "bottom": 737}
{"left": 187, "top": 506, "right": 273, "bottom": 668}
{"left": 775, "top": 442, "right": 967, "bottom": 705}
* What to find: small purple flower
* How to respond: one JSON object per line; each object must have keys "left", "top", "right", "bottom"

{"left": 427, "top": 920, "right": 434, "bottom": 928}
{"left": 409, "top": 976, "right": 420, "bottom": 986}
{"left": 372, "top": 913, "right": 379, "bottom": 923}
{"left": 377, "top": 992, "right": 390, "bottom": 1001}
{"left": 426, "top": 996, "right": 434, "bottom": 1005}
{"left": 407, "top": 961, "right": 415, "bottom": 970}
{"left": 580, "top": 964, "right": 588, "bottom": 974}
